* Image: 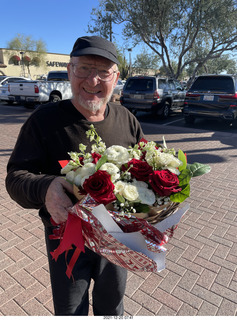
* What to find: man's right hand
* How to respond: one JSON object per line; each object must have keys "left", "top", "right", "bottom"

{"left": 45, "top": 177, "right": 74, "bottom": 224}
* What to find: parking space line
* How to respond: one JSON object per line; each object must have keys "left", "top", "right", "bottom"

{"left": 163, "top": 118, "right": 184, "bottom": 126}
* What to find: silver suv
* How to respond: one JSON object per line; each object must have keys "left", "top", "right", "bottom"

{"left": 120, "top": 76, "right": 186, "bottom": 118}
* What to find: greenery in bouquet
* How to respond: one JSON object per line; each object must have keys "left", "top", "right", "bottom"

{"left": 60, "top": 125, "right": 211, "bottom": 219}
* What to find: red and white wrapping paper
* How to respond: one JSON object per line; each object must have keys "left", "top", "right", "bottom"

{"left": 50, "top": 195, "right": 189, "bottom": 278}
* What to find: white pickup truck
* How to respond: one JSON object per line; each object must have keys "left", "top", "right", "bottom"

{"left": 8, "top": 71, "right": 72, "bottom": 107}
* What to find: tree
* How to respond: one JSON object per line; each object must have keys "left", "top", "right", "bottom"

{"left": 88, "top": 0, "right": 237, "bottom": 79}
{"left": 187, "top": 54, "right": 237, "bottom": 76}
{"left": 7, "top": 34, "right": 47, "bottom": 77}
{"left": 116, "top": 46, "right": 130, "bottom": 79}
{"left": 133, "top": 48, "right": 160, "bottom": 75}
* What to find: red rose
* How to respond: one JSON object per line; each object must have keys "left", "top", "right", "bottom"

{"left": 123, "top": 159, "right": 153, "bottom": 181}
{"left": 91, "top": 152, "right": 101, "bottom": 164}
{"left": 83, "top": 170, "right": 116, "bottom": 205}
{"left": 149, "top": 170, "right": 182, "bottom": 197}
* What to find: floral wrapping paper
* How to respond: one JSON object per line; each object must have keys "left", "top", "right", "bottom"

{"left": 50, "top": 195, "right": 189, "bottom": 277}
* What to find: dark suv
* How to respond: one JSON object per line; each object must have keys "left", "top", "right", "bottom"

{"left": 120, "top": 76, "right": 186, "bottom": 118}
{"left": 183, "top": 74, "right": 237, "bottom": 124}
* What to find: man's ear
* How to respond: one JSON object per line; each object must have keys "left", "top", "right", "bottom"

{"left": 67, "top": 63, "right": 72, "bottom": 80}
{"left": 113, "top": 71, "right": 120, "bottom": 88}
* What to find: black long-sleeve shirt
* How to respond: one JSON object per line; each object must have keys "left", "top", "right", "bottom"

{"left": 6, "top": 100, "right": 144, "bottom": 226}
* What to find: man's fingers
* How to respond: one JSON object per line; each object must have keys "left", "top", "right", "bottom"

{"left": 45, "top": 177, "right": 74, "bottom": 224}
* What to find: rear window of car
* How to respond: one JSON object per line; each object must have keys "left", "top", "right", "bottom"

{"left": 190, "top": 76, "right": 234, "bottom": 93}
{"left": 47, "top": 72, "right": 69, "bottom": 81}
{"left": 126, "top": 78, "right": 154, "bottom": 91}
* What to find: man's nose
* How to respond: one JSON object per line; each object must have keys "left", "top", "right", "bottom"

{"left": 86, "top": 69, "right": 101, "bottom": 84}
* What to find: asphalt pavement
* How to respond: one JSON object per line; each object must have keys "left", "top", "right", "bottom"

{"left": 0, "top": 102, "right": 236, "bottom": 316}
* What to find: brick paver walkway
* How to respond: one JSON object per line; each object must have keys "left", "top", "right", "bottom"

{"left": 0, "top": 103, "right": 236, "bottom": 316}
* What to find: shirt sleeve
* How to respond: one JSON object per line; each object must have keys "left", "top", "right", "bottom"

{"left": 5, "top": 115, "right": 57, "bottom": 209}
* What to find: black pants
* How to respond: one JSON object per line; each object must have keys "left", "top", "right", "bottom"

{"left": 45, "top": 226, "right": 127, "bottom": 316}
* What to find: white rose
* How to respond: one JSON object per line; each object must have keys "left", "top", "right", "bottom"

{"left": 137, "top": 187, "right": 156, "bottom": 205}
{"left": 114, "top": 180, "right": 126, "bottom": 194}
{"left": 100, "top": 163, "right": 120, "bottom": 182}
{"left": 122, "top": 183, "right": 139, "bottom": 202}
{"left": 104, "top": 145, "right": 130, "bottom": 165}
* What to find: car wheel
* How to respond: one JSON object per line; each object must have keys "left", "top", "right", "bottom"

{"left": 161, "top": 101, "right": 170, "bottom": 119}
{"left": 49, "top": 94, "right": 61, "bottom": 103}
{"left": 184, "top": 115, "right": 195, "bottom": 124}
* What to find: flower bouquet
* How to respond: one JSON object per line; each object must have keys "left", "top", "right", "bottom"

{"left": 61, "top": 125, "right": 210, "bottom": 223}
{"left": 51, "top": 125, "right": 211, "bottom": 277}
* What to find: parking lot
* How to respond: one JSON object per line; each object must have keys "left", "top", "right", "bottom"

{"left": 0, "top": 101, "right": 237, "bottom": 316}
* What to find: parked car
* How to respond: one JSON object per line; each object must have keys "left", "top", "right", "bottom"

{"left": 183, "top": 74, "right": 237, "bottom": 124}
{"left": 8, "top": 71, "right": 71, "bottom": 107}
{"left": 113, "top": 79, "right": 124, "bottom": 95}
{"left": 120, "top": 76, "right": 186, "bottom": 118}
{"left": 0, "top": 76, "right": 30, "bottom": 103}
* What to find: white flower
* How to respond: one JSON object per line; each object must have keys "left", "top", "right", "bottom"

{"left": 79, "top": 163, "right": 96, "bottom": 178}
{"left": 146, "top": 149, "right": 182, "bottom": 173}
{"left": 114, "top": 180, "right": 126, "bottom": 193}
{"left": 74, "top": 174, "right": 82, "bottom": 186}
{"left": 122, "top": 183, "right": 139, "bottom": 202}
{"left": 61, "top": 163, "right": 76, "bottom": 174}
{"left": 100, "top": 163, "right": 120, "bottom": 182}
{"left": 104, "top": 145, "right": 130, "bottom": 165}
{"left": 65, "top": 170, "right": 76, "bottom": 183}
{"left": 72, "top": 163, "right": 96, "bottom": 186}
{"left": 137, "top": 187, "right": 156, "bottom": 205}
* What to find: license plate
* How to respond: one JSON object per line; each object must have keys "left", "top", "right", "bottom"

{"left": 16, "top": 96, "right": 25, "bottom": 101}
{"left": 203, "top": 95, "right": 214, "bottom": 101}
{"left": 132, "top": 94, "right": 143, "bottom": 99}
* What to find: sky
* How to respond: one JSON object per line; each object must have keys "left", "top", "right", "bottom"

{"left": 1, "top": 0, "right": 138, "bottom": 61}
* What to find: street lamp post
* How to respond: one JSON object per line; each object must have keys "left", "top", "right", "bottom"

{"left": 20, "top": 51, "right": 25, "bottom": 77}
{"left": 128, "top": 48, "right": 132, "bottom": 77}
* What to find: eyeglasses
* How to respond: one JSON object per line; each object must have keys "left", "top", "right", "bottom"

{"left": 70, "top": 63, "right": 117, "bottom": 82}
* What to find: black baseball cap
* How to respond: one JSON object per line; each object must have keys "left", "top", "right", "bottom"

{"left": 70, "top": 36, "right": 119, "bottom": 64}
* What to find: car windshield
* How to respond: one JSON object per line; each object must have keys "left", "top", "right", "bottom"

{"left": 190, "top": 76, "right": 234, "bottom": 93}
{"left": 126, "top": 78, "right": 154, "bottom": 91}
{"left": 0, "top": 76, "right": 7, "bottom": 83}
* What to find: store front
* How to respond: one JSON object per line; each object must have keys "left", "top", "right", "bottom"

{"left": 0, "top": 48, "right": 70, "bottom": 79}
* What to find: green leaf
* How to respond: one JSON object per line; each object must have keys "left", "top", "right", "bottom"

{"left": 178, "top": 169, "right": 192, "bottom": 186}
{"left": 187, "top": 162, "right": 211, "bottom": 177}
{"left": 95, "top": 155, "right": 108, "bottom": 171}
{"left": 116, "top": 194, "right": 126, "bottom": 203}
{"left": 170, "top": 184, "right": 190, "bottom": 203}
{"left": 134, "top": 203, "right": 150, "bottom": 213}
{"left": 178, "top": 149, "right": 187, "bottom": 171}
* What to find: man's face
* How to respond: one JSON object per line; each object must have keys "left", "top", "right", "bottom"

{"left": 67, "top": 55, "right": 120, "bottom": 112}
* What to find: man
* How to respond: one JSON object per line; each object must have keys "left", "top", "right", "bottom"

{"left": 5, "top": 36, "right": 144, "bottom": 315}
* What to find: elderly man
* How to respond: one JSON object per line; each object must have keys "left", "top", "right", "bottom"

{"left": 6, "top": 36, "right": 144, "bottom": 316}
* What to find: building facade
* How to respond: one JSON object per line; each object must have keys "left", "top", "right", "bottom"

{"left": 0, "top": 48, "right": 70, "bottom": 79}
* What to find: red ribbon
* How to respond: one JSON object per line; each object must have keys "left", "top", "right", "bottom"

{"left": 50, "top": 213, "right": 85, "bottom": 279}
{"left": 58, "top": 160, "right": 70, "bottom": 168}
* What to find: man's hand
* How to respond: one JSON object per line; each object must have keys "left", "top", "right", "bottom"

{"left": 45, "top": 177, "right": 74, "bottom": 224}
